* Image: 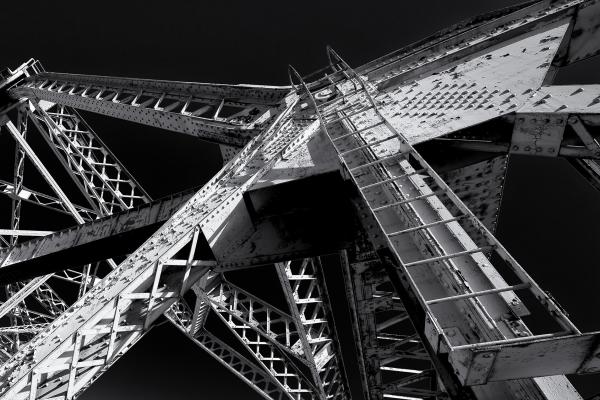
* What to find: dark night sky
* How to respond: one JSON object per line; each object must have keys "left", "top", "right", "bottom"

{"left": 2, "top": 1, "right": 600, "bottom": 398}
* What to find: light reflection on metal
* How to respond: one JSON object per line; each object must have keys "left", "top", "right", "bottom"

{"left": 0, "top": 1, "right": 599, "bottom": 399}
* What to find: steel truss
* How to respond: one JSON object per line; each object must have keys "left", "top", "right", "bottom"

{"left": 0, "top": 1, "right": 599, "bottom": 399}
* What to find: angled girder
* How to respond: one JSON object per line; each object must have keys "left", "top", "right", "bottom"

{"left": 0, "top": 0, "right": 598, "bottom": 398}
{"left": 205, "top": 280, "right": 320, "bottom": 400}
{"left": 0, "top": 94, "right": 324, "bottom": 400}
{"left": 367, "top": 14, "right": 573, "bottom": 145}
{"left": 340, "top": 251, "right": 441, "bottom": 400}
{"left": 569, "top": 158, "right": 600, "bottom": 190}
{"left": 437, "top": 155, "right": 508, "bottom": 234}
{"left": 203, "top": 279, "right": 307, "bottom": 362}
{"left": 361, "top": 0, "right": 599, "bottom": 84}
{"left": 358, "top": 0, "right": 543, "bottom": 76}
{"left": 165, "top": 278, "right": 293, "bottom": 400}
{"left": 0, "top": 187, "right": 195, "bottom": 283}
{"left": 276, "top": 258, "right": 349, "bottom": 400}
{"left": 8, "top": 109, "right": 27, "bottom": 248}
{"left": 517, "top": 85, "right": 600, "bottom": 119}
{"left": 27, "top": 102, "right": 151, "bottom": 215}
{"left": 185, "top": 329, "right": 293, "bottom": 400}
{"left": 10, "top": 71, "right": 291, "bottom": 147}
{"left": 289, "top": 51, "right": 597, "bottom": 398}
{"left": 553, "top": 0, "right": 600, "bottom": 65}
{"left": 0, "top": 178, "right": 95, "bottom": 220}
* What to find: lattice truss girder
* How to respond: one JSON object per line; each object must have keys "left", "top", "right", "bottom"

{"left": 0, "top": 93, "right": 346, "bottom": 400}
{"left": 0, "top": 0, "right": 599, "bottom": 399}
{"left": 27, "top": 102, "right": 151, "bottom": 215}
{"left": 285, "top": 29, "right": 600, "bottom": 397}
{"left": 0, "top": 95, "right": 359, "bottom": 400}
{"left": 11, "top": 71, "right": 290, "bottom": 147}
{"left": 0, "top": 92, "right": 152, "bottom": 365}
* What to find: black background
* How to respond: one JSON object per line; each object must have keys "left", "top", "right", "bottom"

{"left": 2, "top": 1, "right": 600, "bottom": 398}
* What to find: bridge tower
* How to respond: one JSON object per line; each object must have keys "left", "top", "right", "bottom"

{"left": 1, "top": 1, "right": 600, "bottom": 399}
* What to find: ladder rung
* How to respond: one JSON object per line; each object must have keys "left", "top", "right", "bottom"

{"left": 303, "top": 318, "right": 327, "bottom": 325}
{"left": 387, "top": 215, "right": 466, "bottom": 237}
{"left": 308, "top": 337, "right": 332, "bottom": 344}
{"left": 349, "top": 151, "right": 406, "bottom": 173}
{"left": 372, "top": 190, "right": 445, "bottom": 212}
{"left": 451, "top": 331, "right": 570, "bottom": 351}
{"left": 318, "top": 89, "right": 363, "bottom": 107}
{"left": 333, "top": 121, "right": 386, "bottom": 142}
{"left": 404, "top": 246, "right": 495, "bottom": 268}
{"left": 360, "top": 169, "right": 427, "bottom": 190}
{"left": 309, "top": 73, "right": 348, "bottom": 95}
{"left": 295, "top": 298, "right": 322, "bottom": 304}
{"left": 326, "top": 105, "right": 374, "bottom": 125}
{"left": 304, "top": 65, "right": 345, "bottom": 83}
{"left": 322, "top": 102, "right": 363, "bottom": 119}
{"left": 425, "top": 283, "right": 531, "bottom": 305}
{"left": 339, "top": 134, "right": 398, "bottom": 157}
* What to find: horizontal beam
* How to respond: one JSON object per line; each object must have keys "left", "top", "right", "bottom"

{"left": 10, "top": 72, "right": 291, "bottom": 147}
{"left": 25, "top": 72, "right": 290, "bottom": 104}
{"left": 0, "top": 229, "right": 52, "bottom": 237}
{"left": 431, "top": 137, "right": 600, "bottom": 159}
{"left": 517, "top": 85, "right": 600, "bottom": 116}
{"left": 0, "top": 178, "right": 96, "bottom": 220}
{"left": 451, "top": 331, "right": 600, "bottom": 386}
{"left": 0, "top": 187, "right": 199, "bottom": 283}
{"left": 0, "top": 170, "right": 357, "bottom": 283}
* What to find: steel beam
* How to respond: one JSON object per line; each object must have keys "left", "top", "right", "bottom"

{"left": 27, "top": 102, "right": 151, "bottom": 215}
{"left": 3, "top": 120, "right": 84, "bottom": 222}
{"left": 0, "top": 187, "right": 196, "bottom": 283}
{"left": 294, "top": 53, "right": 588, "bottom": 399}
{"left": 276, "top": 258, "right": 349, "bottom": 400}
{"left": 340, "top": 250, "right": 441, "bottom": 400}
{"left": 0, "top": 178, "right": 96, "bottom": 220}
{"left": 0, "top": 94, "right": 313, "bottom": 400}
{"left": 10, "top": 72, "right": 291, "bottom": 147}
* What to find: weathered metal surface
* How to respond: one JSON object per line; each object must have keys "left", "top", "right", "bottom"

{"left": 450, "top": 331, "right": 600, "bottom": 385}
{"left": 0, "top": 188, "right": 196, "bottom": 282}
{"left": 276, "top": 258, "right": 349, "bottom": 399}
{"left": 511, "top": 113, "right": 568, "bottom": 157}
{"left": 10, "top": 72, "right": 291, "bottom": 147}
{"left": 28, "top": 102, "right": 151, "bottom": 215}
{"left": 341, "top": 251, "right": 441, "bottom": 400}
{"left": 569, "top": 158, "right": 600, "bottom": 190}
{"left": 557, "top": 0, "right": 600, "bottom": 65}
{"left": 0, "top": 178, "right": 96, "bottom": 220}
{"left": 252, "top": 129, "right": 340, "bottom": 190}
{"left": 372, "top": 20, "right": 570, "bottom": 146}
{"left": 517, "top": 85, "right": 600, "bottom": 133}
{"left": 439, "top": 155, "right": 508, "bottom": 233}
{"left": 295, "top": 53, "right": 587, "bottom": 399}
{"left": 370, "top": 1, "right": 581, "bottom": 88}
{"left": 1, "top": 1, "right": 599, "bottom": 399}
{"left": 0, "top": 95, "right": 335, "bottom": 400}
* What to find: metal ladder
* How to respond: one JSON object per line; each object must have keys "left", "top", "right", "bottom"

{"left": 288, "top": 47, "right": 589, "bottom": 385}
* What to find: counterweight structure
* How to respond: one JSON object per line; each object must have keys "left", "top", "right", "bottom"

{"left": 0, "top": 1, "right": 600, "bottom": 399}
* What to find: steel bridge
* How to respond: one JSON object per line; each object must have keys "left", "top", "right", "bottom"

{"left": 1, "top": 1, "right": 600, "bottom": 399}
